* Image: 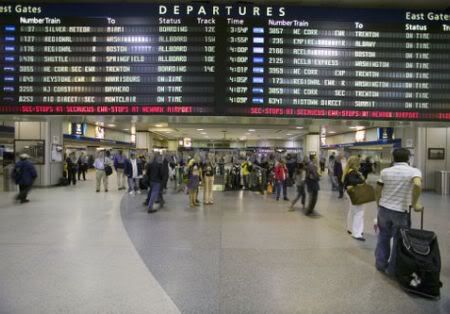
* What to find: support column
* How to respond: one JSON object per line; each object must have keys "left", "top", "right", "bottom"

{"left": 305, "top": 133, "right": 320, "bottom": 157}
{"left": 14, "top": 118, "right": 64, "bottom": 187}
{"left": 136, "top": 131, "right": 154, "bottom": 152}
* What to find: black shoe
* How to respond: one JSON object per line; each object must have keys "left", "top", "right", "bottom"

{"left": 143, "top": 201, "right": 148, "bottom": 206}
{"left": 352, "top": 236, "right": 366, "bottom": 242}
{"left": 20, "top": 199, "right": 30, "bottom": 204}
{"left": 284, "top": 198, "right": 289, "bottom": 201}
{"left": 147, "top": 209, "right": 158, "bottom": 214}
{"left": 96, "top": 190, "right": 100, "bottom": 193}
{"left": 276, "top": 198, "right": 279, "bottom": 201}
{"left": 347, "top": 230, "right": 352, "bottom": 235}
{"left": 338, "top": 196, "right": 343, "bottom": 199}
{"left": 105, "top": 189, "right": 108, "bottom": 192}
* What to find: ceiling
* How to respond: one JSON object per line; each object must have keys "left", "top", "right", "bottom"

{"left": 0, "top": 114, "right": 443, "bottom": 141}
{"left": 78, "top": 115, "right": 414, "bottom": 141}
{"left": 148, "top": 126, "right": 306, "bottom": 141}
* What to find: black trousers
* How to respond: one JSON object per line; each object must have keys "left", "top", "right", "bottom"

{"left": 17, "top": 184, "right": 31, "bottom": 201}
{"left": 68, "top": 169, "right": 77, "bottom": 185}
{"left": 78, "top": 165, "right": 86, "bottom": 180}
{"left": 306, "top": 191, "right": 318, "bottom": 215}
{"left": 338, "top": 180, "right": 344, "bottom": 198}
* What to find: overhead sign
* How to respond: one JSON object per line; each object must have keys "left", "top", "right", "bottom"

{"left": 0, "top": 4, "right": 449, "bottom": 120}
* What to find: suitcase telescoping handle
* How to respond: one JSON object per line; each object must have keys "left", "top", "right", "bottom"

{"left": 408, "top": 206, "right": 424, "bottom": 230}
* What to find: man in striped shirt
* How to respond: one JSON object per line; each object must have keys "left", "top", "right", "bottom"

{"left": 374, "top": 148, "right": 423, "bottom": 276}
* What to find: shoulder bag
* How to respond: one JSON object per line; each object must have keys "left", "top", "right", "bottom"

{"left": 347, "top": 182, "right": 375, "bottom": 205}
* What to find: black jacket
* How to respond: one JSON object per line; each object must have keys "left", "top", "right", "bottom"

{"left": 13, "top": 160, "right": 37, "bottom": 185}
{"left": 334, "top": 160, "right": 343, "bottom": 180}
{"left": 146, "top": 160, "right": 163, "bottom": 183}
{"left": 343, "top": 170, "right": 364, "bottom": 190}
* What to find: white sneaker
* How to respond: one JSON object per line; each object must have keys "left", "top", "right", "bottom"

{"left": 137, "top": 190, "right": 142, "bottom": 194}
{"left": 129, "top": 191, "right": 135, "bottom": 196}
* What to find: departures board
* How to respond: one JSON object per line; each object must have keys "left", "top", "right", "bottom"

{"left": 1, "top": 3, "right": 450, "bottom": 120}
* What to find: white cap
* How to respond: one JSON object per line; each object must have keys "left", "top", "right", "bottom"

{"left": 19, "top": 153, "right": 30, "bottom": 159}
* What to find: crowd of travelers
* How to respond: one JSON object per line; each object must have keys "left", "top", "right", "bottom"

{"left": 11, "top": 146, "right": 425, "bottom": 285}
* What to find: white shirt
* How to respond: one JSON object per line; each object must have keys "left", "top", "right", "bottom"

{"left": 378, "top": 162, "right": 421, "bottom": 212}
{"left": 131, "top": 159, "right": 138, "bottom": 178}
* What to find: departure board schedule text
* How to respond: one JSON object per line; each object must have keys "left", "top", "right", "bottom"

{"left": 0, "top": 3, "right": 449, "bottom": 120}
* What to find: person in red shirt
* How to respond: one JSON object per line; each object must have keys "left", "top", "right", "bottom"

{"left": 274, "top": 160, "right": 289, "bottom": 201}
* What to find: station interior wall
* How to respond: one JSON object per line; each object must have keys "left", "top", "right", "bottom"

{"left": 417, "top": 127, "right": 450, "bottom": 191}
{"left": 63, "top": 122, "right": 133, "bottom": 143}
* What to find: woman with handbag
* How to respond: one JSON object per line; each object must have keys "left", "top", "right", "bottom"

{"left": 343, "top": 156, "right": 366, "bottom": 241}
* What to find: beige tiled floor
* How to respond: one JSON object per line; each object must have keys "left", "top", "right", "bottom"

{"left": 0, "top": 171, "right": 449, "bottom": 313}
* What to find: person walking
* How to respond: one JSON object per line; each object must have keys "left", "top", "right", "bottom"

{"left": 241, "top": 159, "right": 251, "bottom": 190}
{"left": 66, "top": 152, "right": 77, "bottom": 185}
{"left": 289, "top": 162, "right": 306, "bottom": 211}
{"left": 274, "top": 160, "right": 289, "bottom": 201}
{"left": 124, "top": 152, "right": 143, "bottom": 195}
{"left": 157, "top": 155, "right": 170, "bottom": 208}
{"left": 342, "top": 156, "right": 366, "bottom": 241}
{"left": 13, "top": 154, "right": 37, "bottom": 203}
{"left": 113, "top": 150, "right": 126, "bottom": 190}
{"left": 360, "top": 157, "right": 373, "bottom": 180}
{"left": 146, "top": 153, "right": 163, "bottom": 213}
{"left": 202, "top": 158, "right": 215, "bottom": 205}
{"left": 94, "top": 150, "right": 112, "bottom": 192}
{"left": 187, "top": 162, "right": 201, "bottom": 207}
{"left": 328, "top": 154, "right": 337, "bottom": 191}
{"left": 374, "top": 148, "right": 422, "bottom": 276}
{"left": 334, "top": 155, "right": 344, "bottom": 198}
{"left": 305, "top": 154, "right": 320, "bottom": 215}
{"left": 77, "top": 152, "right": 88, "bottom": 181}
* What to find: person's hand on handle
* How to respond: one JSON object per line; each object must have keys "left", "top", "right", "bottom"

{"left": 412, "top": 203, "right": 424, "bottom": 212}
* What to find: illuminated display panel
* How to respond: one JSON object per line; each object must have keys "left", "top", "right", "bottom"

{"left": 0, "top": 3, "right": 450, "bottom": 120}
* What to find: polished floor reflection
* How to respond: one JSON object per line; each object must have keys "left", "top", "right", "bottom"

{"left": 0, "top": 172, "right": 449, "bottom": 313}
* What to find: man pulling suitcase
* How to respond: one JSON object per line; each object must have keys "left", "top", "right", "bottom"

{"left": 374, "top": 148, "right": 442, "bottom": 299}
{"left": 374, "top": 148, "right": 422, "bottom": 275}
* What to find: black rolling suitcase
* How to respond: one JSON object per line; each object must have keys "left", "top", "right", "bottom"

{"left": 395, "top": 208, "right": 442, "bottom": 299}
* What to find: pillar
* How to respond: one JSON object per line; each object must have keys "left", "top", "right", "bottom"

{"left": 136, "top": 131, "right": 154, "bottom": 152}
{"left": 305, "top": 133, "right": 320, "bottom": 157}
{"left": 14, "top": 118, "right": 63, "bottom": 187}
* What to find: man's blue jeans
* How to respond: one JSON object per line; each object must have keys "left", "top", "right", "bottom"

{"left": 375, "top": 206, "right": 409, "bottom": 275}
{"left": 147, "top": 182, "right": 161, "bottom": 210}
{"left": 276, "top": 180, "right": 287, "bottom": 199}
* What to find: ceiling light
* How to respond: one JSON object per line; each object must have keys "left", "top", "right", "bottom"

{"left": 155, "top": 124, "right": 163, "bottom": 128}
{"left": 350, "top": 126, "right": 365, "bottom": 130}
{"left": 328, "top": 131, "right": 336, "bottom": 134}
{"left": 164, "top": 131, "right": 171, "bottom": 133}
{"left": 248, "top": 129, "right": 255, "bottom": 132}
{"left": 201, "top": 132, "right": 207, "bottom": 135}
{"left": 197, "top": 128, "right": 204, "bottom": 131}
{"left": 123, "top": 128, "right": 129, "bottom": 131}
{"left": 107, "top": 124, "right": 116, "bottom": 128}
{"left": 296, "top": 126, "right": 304, "bottom": 129}
{"left": 286, "top": 133, "right": 292, "bottom": 136}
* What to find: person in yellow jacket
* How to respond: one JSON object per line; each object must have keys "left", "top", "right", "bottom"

{"left": 241, "top": 159, "right": 252, "bottom": 190}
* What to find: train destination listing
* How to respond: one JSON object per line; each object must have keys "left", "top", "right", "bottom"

{"left": 0, "top": 3, "right": 450, "bottom": 120}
